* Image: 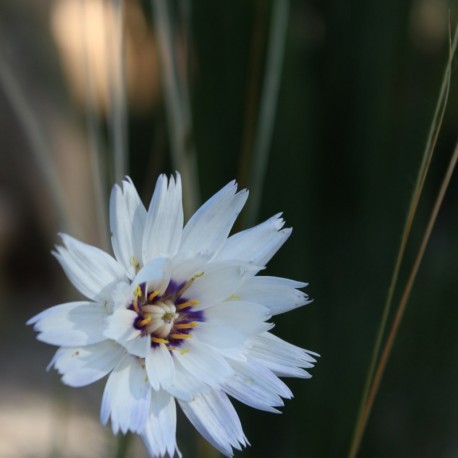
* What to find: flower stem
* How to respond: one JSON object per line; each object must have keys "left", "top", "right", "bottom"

{"left": 115, "top": 433, "right": 132, "bottom": 458}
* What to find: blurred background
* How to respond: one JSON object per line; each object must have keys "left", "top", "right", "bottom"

{"left": 0, "top": 0, "right": 458, "bottom": 457}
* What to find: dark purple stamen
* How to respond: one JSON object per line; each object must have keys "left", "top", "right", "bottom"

{"left": 130, "top": 278, "right": 206, "bottom": 347}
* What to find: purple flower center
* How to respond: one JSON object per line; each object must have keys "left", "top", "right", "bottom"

{"left": 129, "top": 278, "right": 204, "bottom": 349}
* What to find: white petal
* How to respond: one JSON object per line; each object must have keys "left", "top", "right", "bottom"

{"left": 28, "top": 301, "right": 107, "bottom": 346}
{"left": 204, "top": 301, "right": 273, "bottom": 336}
{"left": 54, "top": 234, "right": 125, "bottom": 301}
{"left": 100, "top": 354, "right": 151, "bottom": 434}
{"left": 104, "top": 308, "right": 140, "bottom": 342}
{"left": 185, "top": 261, "right": 259, "bottom": 310}
{"left": 141, "top": 390, "right": 181, "bottom": 458}
{"left": 179, "top": 390, "right": 248, "bottom": 457}
{"left": 145, "top": 344, "right": 175, "bottom": 390}
{"left": 164, "top": 357, "right": 210, "bottom": 401}
{"left": 169, "top": 255, "right": 208, "bottom": 286}
{"left": 142, "top": 174, "right": 183, "bottom": 263}
{"left": 49, "top": 341, "right": 125, "bottom": 387}
{"left": 180, "top": 181, "right": 248, "bottom": 258}
{"left": 172, "top": 340, "right": 233, "bottom": 389}
{"left": 132, "top": 257, "right": 171, "bottom": 295}
{"left": 110, "top": 177, "right": 147, "bottom": 277}
{"left": 224, "top": 359, "right": 292, "bottom": 413}
{"left": 104, "top": 309, "right": 151, "bottom": 358}
{"left": 194, "top": 323, "right": 247, "bottom": 361}
{"left": 247, "top": 332, "right": 318, "bottom": 378}
{"left": 216, "top": 213, "right": 291, "bottom": 266}
{"left": 235, "top": 276, "right": 311, "bottom": 315}
{"left": 123, "top": 335, "right": 151, "bottom": 358}
{"left": 109, "top": 281, "right": 132, "bottom": 312}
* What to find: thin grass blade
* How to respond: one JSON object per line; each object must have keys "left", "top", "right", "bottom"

{"left": 79, "top": 0, "right": 109, "bottom": 249}
{"left": 348, "top": 20, "right": 458, "bottom": 458}
{"left": 108, "top": 0, "right": 128, "bottom": 183}
{"left": 0, "top": 44, "right": 75, "bottom": 233}
{"left": 151, "top": 0, "right": 199, "bottom": 217}
{"left": 244, "top": 0, "right": 290, "bottom": 227}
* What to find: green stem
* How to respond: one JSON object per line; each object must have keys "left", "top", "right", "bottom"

{"left": 115, "top": 433, "right": 132, "bottom": 458}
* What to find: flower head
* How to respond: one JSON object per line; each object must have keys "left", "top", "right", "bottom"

{"left": 28, "top": 173, "right": 318, "bottom": 457}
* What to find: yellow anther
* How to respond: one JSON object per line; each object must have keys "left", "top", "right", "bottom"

{"left": 179, "top": 349, "right": 190, "bottom": 355}
{"left": 147, "top": 290, "right": 159, "bottom": 302}
{"left": 170, "top": 333, "right": 191, "bottom": 340}
{"left": 228, "top": 294, "right": 241, "bottom": 301}
{"left": 131, "top": 256, "right": 140, "bottom": 269}
{"left": 177, "top": 300, "right": 199, "bottom": 311}
{"left": 175, "top": 322, "right": 196, "bottom": 330}
{"left": 134, "top": 285, "right": 143, "bottom": 298}
{"left": 137, "top": 316, "right": 152, "bottom": 327}
{"left": 151, "top": 336, "right": 169, "bottom": 344}
{"left": 133, "top": 297, "right": 140, "bottom": 313}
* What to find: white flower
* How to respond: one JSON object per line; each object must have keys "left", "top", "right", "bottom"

{"left": 28, "top": 173, "right": 318, "bottom": 457}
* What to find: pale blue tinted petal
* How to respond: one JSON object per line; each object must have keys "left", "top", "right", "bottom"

{"left": 246, "top": 332, "right": 318, "bottom": 378}
{"left": 180, "top": 181, "right": 248, "bottom": 258}
{"left": 172, "top": 340, "right": 233, "bottom": 389}
{"left": 193, "top": 322, "right": 247, "bottom": 361}
{"left": 179, "top": 390, "right": 248, "bottom": 457}
{"left": 224, "top": 359, "right": 292, "bottom": 413}
{"left": 235, "top": 275, "right": 311, "bottom": 315}
{"left": 185, "top": 261, "right": 259, "bottom": 310}
{"left": 132, "top": 257, "right": 171, "bottom": 296}
{"left": 216, "top": 213, "right": 291, "bottom": 266}
{"left": 100, "top": 354, "right": 151, "bottom": 434}
{"left": 110, "top": 177, "right": 147, "bottom": 277}
{"left": 204, "top": 300, "right": 272, "bottom": 336}
{"left": 145, "top": 343, "right": 175, "bottom": 390}
{"left": 54, "top": 234, "right": 125, "bottom": 301}
{"left": 104, "top": 309, "right": 150, "bottom": 358}
{"left": 28, "top": 301, "right": 107, "bottom": 346}
{"left": 164, "top": 358, "right": 210, "bottom": 402}
{"left": 141, "top": 390, "right": 181, "bottom": 458}
{"left": 49, "top": 341, "right": 125, "bottom": 387}
{"left": 104, "top": 308, "right": 139, "bottom": 342}
{"left": 142, "top": 174, "right": 183, "bottom": 263}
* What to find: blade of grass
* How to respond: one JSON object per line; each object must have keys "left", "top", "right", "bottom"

{"left": 238, "top": 0, "right": 268, "bottom": 193}
{"left": 244, "top": 0, "right": 290, "bottom": 227}
{"left": 108, "top": 0, "right": 128, "bottom": 183}
{"left": 348, "top": 20, "right": 458, "bottom": 458}
{"left": 0, "top": 45, "right": 75, "bottom": 233}
{"left": 151, "top": 0, "right": 200, "bottom": 217}
{"left": 80, "top": 0, "right": 109, "bottom": 249}
{"left": 354, "top": 135, "right": 458, "bottom": 457}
